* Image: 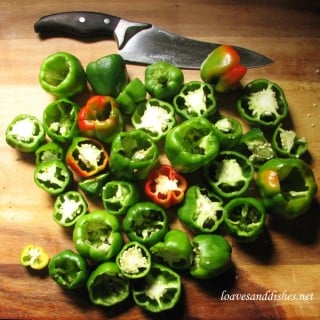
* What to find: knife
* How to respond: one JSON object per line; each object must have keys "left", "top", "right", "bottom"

{"left": 34, "top": 11, "right": 272, "bottom": 69}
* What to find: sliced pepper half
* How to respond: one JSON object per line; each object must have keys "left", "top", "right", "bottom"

{"left": 165, "top": 117, "right": 220, "bottom": 173}
{"left": 66, "top": 137, "right": 108, "bottom": 178}
{"left": 6, "top": 114, "right": 46, "bottom": 153}
{"left": 131, "top": 98, "right": 176, "bottom": 141}
{"left": 204, "top": 151, "right": 254, "bottom": 199}
{"left": 123, "top": 202, "right": 168, "bottom": 247}
{"left": 256, "top": 158, "right": 318, "bottom": 220}
{"left": 78, "top": 95, "right": 123, "bottom": 144}
{"left": 20, "top": 244, "right": 49, "bottom": 270}
{"left": 178, "top": 185, "right": 224, "bottom": 234}
{"left": 116, "top": 241, "right": 151, "bottom": 279}
{"left": 223, "top": 197, "right": 266, "bottom": 242}
{"left": 144, "top": 164, "right": 188, "bottom": 208}
{"left": 132, "top": 263, "right": 181, "bottom": 313}
{"left": 53, "top": 191, "right": 88, "bottom": 227}
{"left": 237, "top": 79, "right": 288, "bottom": 127}
{"left": 173, "top": 80, "right": 216, "bottom": 119}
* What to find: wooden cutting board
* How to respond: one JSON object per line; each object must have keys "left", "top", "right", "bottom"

{"left": 0, "top": 1, "right": 319, "bottom": 319}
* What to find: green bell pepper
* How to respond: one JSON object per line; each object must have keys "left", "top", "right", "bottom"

{"left": 39, "top": 51, "right": 86, "bottom": 98}
{"left": 165, "top": 117, "right": 220, "bottom": 173}
{"left": 53, "top": 191, "right": 88, "bottom": 227}
{"left": 87, "top": 261, "right": 130, "bottom": 307}
{"left": 65, "top": 137, "right": 109, "bottom": 178}
{"left": 272, "top": 123, "right": 308, "bottom": 158}
{"left": 109, "top": 130, "right": 159, "bottom": 181}
{"left": 73, "top": 210, "right": 123, "bottom": 262}
{"left": 6, "top": 114, "right": 46, "bottom": 153}
{"left": 131, "top": 262, "right": 181, "bottom": 313}
{"left": 131, "top": 98, "right": 176, "bottom": 141}
{"left": 116, "top": 241, "right": 151, "bottom": 279}
{"left": 237, "top": 79, "right": 288, "bottom": 127}
{"left": 34, "top": 159, "right": 72, "bottom": 195}
{"left": 102, "top": 180, "right": 140, "bottom": 215}
{"left": 173, "top": 80, "right": 216, "bottom": 119}
{"left": 78, "top": 95, "right": 123, "bottom": 144}
{"left": 211, "top": 115, "right": 243, "bottom": 150}
{"left": 191, "top": 234, "right": 232, "bottom": 279}
{"left": 78, "top": 173, "right": 110, "bottom": 198}
{"left": 48, "top": 249, "right": 89, "bottom": 290}
{"left": 43, "top": 98, "right": 80, "bottom": 143}
{"left": 35, "top": 141, "right": 64, "bottom": 166}
{"left": 150, "top": 229, "right": 193, "bottom": 270}
{"left": 86, "top": 54, "right": 128, "bottom": 97}
{"left": 123, "top": 202, "right": 168, "bottom": 247}
{"left": 204, "top": 151, "right": 254, "bottom": 199}
{"left": 223, "top": 197, "right": 266, "bottom": 243}
{"left": 177, "top": 185, "right": 224, "bottom": 234}
{"left": 256, "top": 158, "right": 318, "bottom": 220}
{"left": 116, "top": 78, "right": 146, "bottom": 115}
{"left": 144, "top": 61, "right": 184, "bottom": 101}
{"left": 235, "top": 127, "right": 275, "bottom": 168}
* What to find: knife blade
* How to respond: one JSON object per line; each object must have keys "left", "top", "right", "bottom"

{"left": 34, "top": 11, "right": 272, "bottom": 69}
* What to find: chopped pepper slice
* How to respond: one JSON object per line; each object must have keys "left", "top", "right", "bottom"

{"left": 6, "top": 114, "right": 46, "bottom": 153}
{"left": 87, "top": 261, "right": 130, "bottom": 307}
{"left": 102, "top": 180, "right": 140, "bottom": 215}
{"left": 272, "top": 123, "right": 308, "bottom": 158}
{"left": 191, "top": 234, "right": 232, "bottom": 279}
{"left": 48, "top": 249, "right": 89, "bottom": 289}
{"left": 39, "top": 51, "right": 86, "bottom": 98}
{"left": 204, "top": 151, "right": 254, "bottom": 199}
{"left": 53, "top": 191, "right": 88, "bottom": 227}
{"left": 223, "top": 197, "right": 266, "bottom": 242}
{"left": 144, "top": 61, "right": 184, "bottom": 101}
{"left": 165, "top": 117, "right": 220, "bottom": 173}
{"left": 211, "top": 115, "right": 243, "bottom": 150}
{"left": 173, "top": 80, "right": 217, "bottom": 119}
{"left": 144, "top": 164, "right": 188, "bottom": 208}
{"left": 132, "top": 262, "right": 181, "bottom": 313}
{"left": 66, "top": 137, "right": 108, "bottom": 178}
{"left": 116, "top": 241, "right": 151, "bottom": 279}
{"left": 73, "top": 210, "right": 123, "bottom": 262}
{"left": 131, "top": 98, "right": 176, "bottom": 141}
{"left": 35, "top": 141, "right": 64, "bottom": 166}
{"left": 34, "top": 159, "right": 72, "bottom": 195}
{"left": 78, "top": 95, "right": 123, "bottom": 144}
{"left": 178, "top": 185, "right": 224, "bottom": 234}
{"left": 86, "top": 54, "right": 128, "bottom": 97}
{"left": 116, "top": 78, "right": 147, "bottom": 115}
{"left": 43, "top": 99, "right": 80, "bottom": 143}
{"left": 150, "top": 229, "right": 193, "bottom": 270}
{"left": 123, "top": 202, "right": 168, "bottom": 247}
{"left": 20, "top": 244, "right": 49, "bottom": 270}
{"left": 78, "top": 173, "right": 110, "bottom": 198}
{"left": 256, "top": 158, "right": 318, "bottom": 220}
{"left": 109, "top": 130, "right": 159, "bottom": 181}
{"left": 237, "top": 79, "right": 288, "bottom": 127}
{"left": 200, "top": 44, "right": 247, "bottom": 93}
{"left": 235, "top": 127, "right": 275, "bottom": 168}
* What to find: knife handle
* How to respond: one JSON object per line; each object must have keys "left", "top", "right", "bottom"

{"left": 34, "top": 11, "right": 120, "bottom": 38}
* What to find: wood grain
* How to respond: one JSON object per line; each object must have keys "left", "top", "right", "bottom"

{"left": 0, "top": 1, "right": 319, "bottom": 319}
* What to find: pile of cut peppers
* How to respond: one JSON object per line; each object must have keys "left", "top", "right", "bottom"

{"left": 7, "top": 45, "right": 318, "bottom": 314}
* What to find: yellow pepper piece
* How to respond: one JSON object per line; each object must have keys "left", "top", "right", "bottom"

{"left": 20, "top": 245, "right": 50, "bottom": 270}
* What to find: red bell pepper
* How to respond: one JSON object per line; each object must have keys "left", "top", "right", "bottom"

{"left": 200, "top": 44, "right": 247, "bottom": 93}
{"left": 144, "top": 164, "right": 187, "bottom": 208}
{"left": 78, "top": 95, "right": 123, "bottom": 144}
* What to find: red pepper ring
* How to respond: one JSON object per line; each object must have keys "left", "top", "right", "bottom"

{"left": 144, "top": 164, "right": 188, "bottom": 208}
